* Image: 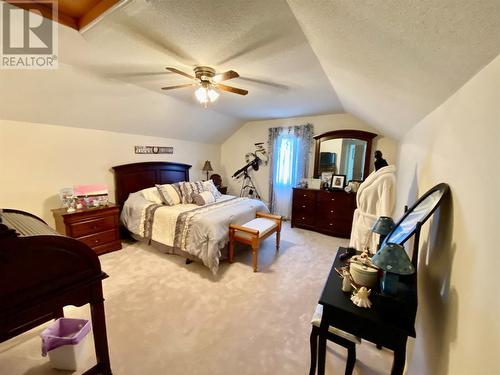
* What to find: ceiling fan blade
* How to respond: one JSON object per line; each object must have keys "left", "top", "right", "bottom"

{"left": 215, "top": 83, "right": 248, "bottom": 96}
{"left": 213, "top": 70, "right": 239, "bottom": 83}
{"left": 166, "top": 67, "right": 196, "bottom": 80}
{"left": 161, "top": 83, "right": 197, "bottom": 90}
{"left": 237, "top": 77, "right": 289, "bottom": 91}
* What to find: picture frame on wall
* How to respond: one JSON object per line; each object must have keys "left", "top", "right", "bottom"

{"left": 330, "top": 174, "right": 346, "bottom": 190}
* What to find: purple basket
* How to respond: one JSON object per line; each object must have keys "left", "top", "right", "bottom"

{"left": 40, "top": 318, "right": 91, "bottom": 356}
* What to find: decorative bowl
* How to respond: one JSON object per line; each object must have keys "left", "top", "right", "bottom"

{"left": 350, "top": 262, "right": 379, "bottom": 288}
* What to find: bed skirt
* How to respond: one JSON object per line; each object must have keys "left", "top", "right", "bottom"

{"left": 130, "top": 232, "right": 230, "bottom": 264}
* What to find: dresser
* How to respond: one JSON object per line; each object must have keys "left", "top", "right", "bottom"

{"left": 52, "top": 204, "right": 122, "bottom": 255}
{"left": 291, "top": 188, "right": 356, "bottom": 238}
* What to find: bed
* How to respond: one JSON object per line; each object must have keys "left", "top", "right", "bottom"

{"left": 112, "top": 162, "right": 269, "bottom": 274}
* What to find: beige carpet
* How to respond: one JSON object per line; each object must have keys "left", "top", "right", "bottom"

{"left": 0, "top": 223, "right": 395, "bottom": 375}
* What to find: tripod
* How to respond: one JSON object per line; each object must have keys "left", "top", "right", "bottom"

{"left": 239, "top": 169, "right": 261, "bottom": 199}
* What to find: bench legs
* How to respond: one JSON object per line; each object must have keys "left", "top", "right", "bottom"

{"left": 252, "top": 239, "right": 259, "bottom": 272}
{"left": 229, "top": 215, "right": 282, "bottom": 272}
{"left": 276, "top": 229, "right": 280, "bottom": 252}
{"left": 229, "top": 228, "right": 235, "bottom": 263}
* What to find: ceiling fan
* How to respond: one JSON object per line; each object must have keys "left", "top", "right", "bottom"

{"left": 162, "top": 66, "right": 248, "bottom": 107}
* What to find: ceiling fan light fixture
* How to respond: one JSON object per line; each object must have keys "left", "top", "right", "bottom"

{"left": 195, "top": 85, "right": 219, "bottom": 106}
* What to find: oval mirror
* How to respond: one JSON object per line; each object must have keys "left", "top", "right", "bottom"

{"left": 313, "top": 130, "right": 377, "bottom": 180}
{"left": 383, "top": 183, "right": 450, "bottom": 247}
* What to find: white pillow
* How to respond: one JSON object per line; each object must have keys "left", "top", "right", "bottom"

{"left": 203, "top": 180, "right": 222, "bottom": 200}
{"left": 192, "top": 191, "right": 215, "bottom": 206}
{"left": 141, "top": 187, "right": 163, "bottom": 204}
{"left": 156, "top": 184, "right": 182, "bottom": 206}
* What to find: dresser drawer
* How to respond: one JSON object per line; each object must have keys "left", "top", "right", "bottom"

{"left": 77, "top": 229, "right": 118, "bottom": 248}
{"left": 293, "top": 189, "right": 316, "bottom": 204}
{"left": 293, "top": 212, "right": 315, "bottom": 226}
{"left": 293, "top": 200, "right": 316, "bottom": 212}
{"left": 69, "top": 215, "right": 116, "bottom": 237}
{"left": 318, "top": 218, "right": 351, "bottom": 237}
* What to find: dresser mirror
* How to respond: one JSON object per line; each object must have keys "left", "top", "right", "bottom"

{"left": 313, "top": 130, "right": 377, "bottom": 181}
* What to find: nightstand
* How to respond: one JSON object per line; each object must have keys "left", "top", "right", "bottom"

{"left": 52, "top": 204, "right": 122, "bottom": 255}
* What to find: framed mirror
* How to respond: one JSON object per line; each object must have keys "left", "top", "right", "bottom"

{"left": 313, "top": 130, "right": 377, "bottom": 180}
{"left": 383, "top": 183, "right": 450, "bottom": 248}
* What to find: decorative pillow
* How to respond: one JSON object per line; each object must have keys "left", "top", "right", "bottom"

{"left": 156, "top": 183, "right": 182, "bottom": 206}
{"left": 192, "top": 191, "right": 215, "bottom": 206}
{"left": 141, "top": 187, "right": 163, "bottom": 204}
{"left": 179, "top": 181, "right": 205, "bottom": 204}
{"left": 203, "top": 180, "right": 222, "bottom": 200}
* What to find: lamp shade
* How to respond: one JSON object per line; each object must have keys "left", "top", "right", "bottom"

{"left": 202, "top": 160, "right": 213, "bottom": 172}
{"left": 371, "top": 216, "right": 395, "bottom": 235}
{"left": 371, "top": 243, "right": 415, "bottom": 275}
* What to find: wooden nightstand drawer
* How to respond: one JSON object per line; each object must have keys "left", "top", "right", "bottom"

{"left": 70, "top": 215, "right": 116, "bottom": 238}
{"left": 69, "top": 216, "right": 116, "bottom": 238}
{"left": 52, "top": 204, "right": 122, "bottom": 255}
{"left": 78, "top": 229, "right": 118, "bottom": 248}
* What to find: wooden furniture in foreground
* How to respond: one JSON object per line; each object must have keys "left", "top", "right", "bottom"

{"left": 0, "top": 209, "right": 112, "bottom": 375}
{"left": 310, "top": 247, "right": 417, "bottom": 375}
{"left": 292, "top": 188, "right": 356, "bottom": 238}
{"left": 229, "top": 212, "right": 282, "bottom": 272}
{"left": 52, "top": 204, "right": 121, "bottom": 255}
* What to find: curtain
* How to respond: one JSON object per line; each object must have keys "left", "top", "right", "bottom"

{"left": 268, "top": 124, "right": 313, "bottom": 218}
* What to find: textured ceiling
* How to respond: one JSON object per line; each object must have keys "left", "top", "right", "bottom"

{"left": 1, "top": 0, "right": 499, "bottom": 142}
{"left": 59, "top": 0, "right": 343, "bottom": 120}
{"left": 287, "top": 0, "right": 500, "bottom": 138}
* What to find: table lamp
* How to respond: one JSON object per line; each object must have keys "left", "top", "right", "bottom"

{"left": 371, "top": 216, "right": 395, "bottom": 250}
{"left": 202, "top": 160, "right": 213, "bottom": 180}
{"left": 371, "top": 243, "right": 415, "bottom": 296}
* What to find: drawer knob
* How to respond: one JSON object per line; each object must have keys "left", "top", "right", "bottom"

{"left": 92, "top": 225, "right": 97, "bottom": 230}
{"left": 330, "top": 210, "right": 333, "bottom": 213}
{"left": 94, "top": 239, "right": 100, "bottom": 244}
{"left": 331, "top": 198, "right": 335, "bottom": 201}
{"left": 302, "top": 217, "right": 305, "bottom": 220}
{"left": 302, "top": 205, "right": 306, "bottom": 208}
{"left": 329, "top": 223, "right": 333, "bottom": 226}
{"left": 303, "top": 194, "right": 307, "bottom": 197}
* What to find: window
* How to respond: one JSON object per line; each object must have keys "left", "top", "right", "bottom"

{"left": 275, "top": 136, "right": 297, "bottom": 186}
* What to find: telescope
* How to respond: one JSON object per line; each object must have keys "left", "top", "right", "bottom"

{"left": 232, "top": 155, "right": 261, "bottom": 179}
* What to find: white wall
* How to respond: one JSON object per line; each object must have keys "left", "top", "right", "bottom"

{"left": 220, "top": 113, "right": 398, "bottom": 202}
{"left": 0, "top": 119, "right": 220, "bottom": 226}
{"left": 396, "top": 54, "right": 500, "bottom": 374}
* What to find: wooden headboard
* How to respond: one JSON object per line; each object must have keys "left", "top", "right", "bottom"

{"left": 112, "top": 162, "right": 191, "bottom": 208}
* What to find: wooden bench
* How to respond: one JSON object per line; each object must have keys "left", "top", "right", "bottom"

{"left": 229, "top": 212, "right": 282, "bottom": 272}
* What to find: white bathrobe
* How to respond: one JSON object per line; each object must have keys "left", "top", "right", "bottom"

{"left": 349, "top": 165, "right": 396, "bottom": 253}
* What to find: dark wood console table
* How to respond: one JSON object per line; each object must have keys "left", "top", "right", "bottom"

{"left": 312, "top": 247, "right": 417, "bottom": 374}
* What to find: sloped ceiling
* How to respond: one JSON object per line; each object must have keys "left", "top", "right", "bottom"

{"left": 1, "top": 0, "right": 499, "bottom": 142}
{"left": 0, "top": 0, "right": 343, "bottom": 143}
{"left": 287, "top": 0, "right": 500, "bottom": 138}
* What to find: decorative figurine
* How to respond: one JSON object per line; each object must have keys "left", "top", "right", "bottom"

{"left": 351, "top": 287, "right": 372, "bottom": 308}
{"left": 341, "top": 268, "right": 352, "bottom": 292}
